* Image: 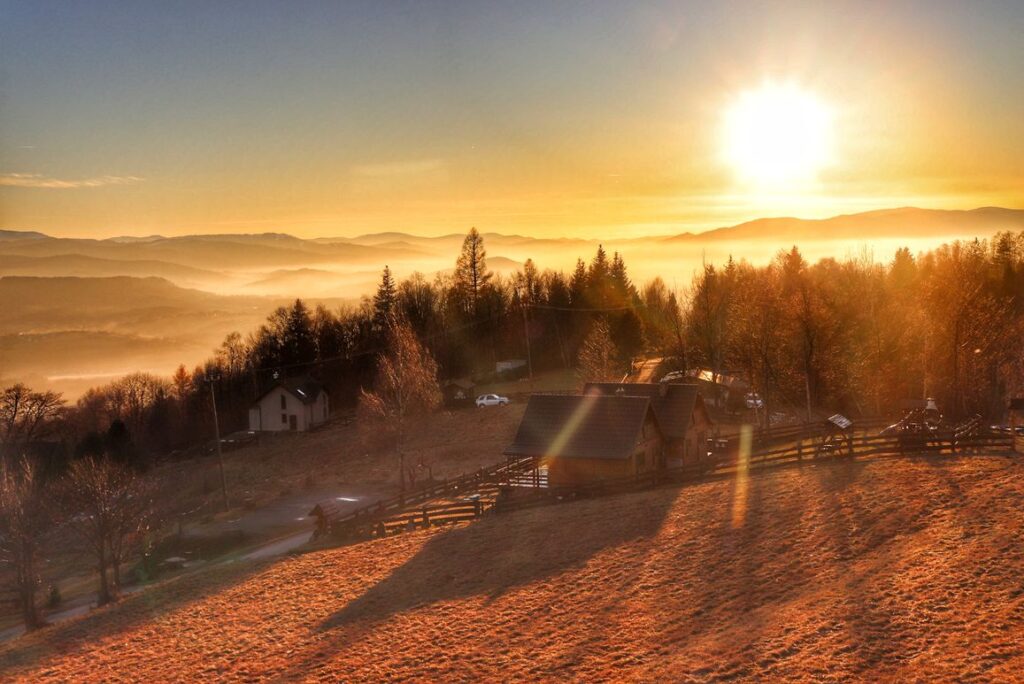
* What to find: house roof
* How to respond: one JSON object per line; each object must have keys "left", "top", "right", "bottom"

{"left": 253, "top": 376, "right": 327, "bottom": 406}
{"left": 504, "top": 394, "right": 660, "bottom": 460}
{"left": 583, "top": 382, "right": 706, "bottom": 440}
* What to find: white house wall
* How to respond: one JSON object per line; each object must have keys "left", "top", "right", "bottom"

{"left": 248, "top": 387, "right": 330, "bottom": 432}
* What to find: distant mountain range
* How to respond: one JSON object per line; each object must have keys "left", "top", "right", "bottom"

{"left": 3, "top": 206, "right": 1021, "bottom": 255}
{"left": 661, "top": 207, "right": 1024, "bottom": 243}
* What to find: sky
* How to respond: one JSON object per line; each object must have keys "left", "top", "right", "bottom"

{"left": 1, "top": 0, "right": 1023, "bottom": 239}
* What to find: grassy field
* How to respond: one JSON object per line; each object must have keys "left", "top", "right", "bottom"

{"left": 3, "top": 452, "right": 1023, "bottom": 681}
{"left": 0, "top": 402, "right": 527, "bottom": 633}
{"left": 155, "top": 401, "right": 528, "bottom": 519}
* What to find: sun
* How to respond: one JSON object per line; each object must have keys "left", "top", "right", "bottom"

{"left": 722, "top": 83, "right": 834, "bottom": 188}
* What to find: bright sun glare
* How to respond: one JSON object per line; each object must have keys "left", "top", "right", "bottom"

{"left": 723, "top": 83, "right": 834, "bottom": 188}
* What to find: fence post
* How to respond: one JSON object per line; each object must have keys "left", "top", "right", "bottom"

{"left": 422, "top": 506, "right": 430, "bottom": 528}
{"left": 474, "top": 499, "right": 482, "bottom": 517}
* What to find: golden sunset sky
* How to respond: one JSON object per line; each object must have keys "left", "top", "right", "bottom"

{"left": 2, "top": 1, "right": 1022, "bottom": 239}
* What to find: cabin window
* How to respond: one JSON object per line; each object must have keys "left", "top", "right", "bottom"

{"left": 281, "top": 413, "right": 287, "bottom": 425}
{"left": 280, "top": 394, "right": 287, "bottom": 410}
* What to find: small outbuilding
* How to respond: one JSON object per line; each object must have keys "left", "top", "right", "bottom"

{"left": 504, "top": 393, "right": 664, "bottom": 487}
{"left": 442, "top": 378, "right": 477, "bottom": 407}
{"left": 248, "top": 377, "right": 329, "bottom": 432}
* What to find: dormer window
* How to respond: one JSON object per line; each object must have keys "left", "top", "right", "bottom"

{"left": 280, "top": 394, "right": 287, "bottom": 410}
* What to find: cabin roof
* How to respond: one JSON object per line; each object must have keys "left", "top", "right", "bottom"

{"left": 253, "top": 376, "right": 327, "bottom": 406}
{"left": 583, "top": 382, "right": 706, "bottom": 439}
{"left": 504, "top": 394, "right": 660, "bottom": 460}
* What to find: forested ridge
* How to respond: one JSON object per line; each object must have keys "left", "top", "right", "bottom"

{"left": 5, "top": 227, "right": 1024, "bottom": 465}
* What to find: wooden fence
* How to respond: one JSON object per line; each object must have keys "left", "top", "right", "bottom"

{"left": 319, "top": 416, "right": 1012, "bottom": 542}
{"left": 315, "top": 455, "right": 539, "bottom": 539}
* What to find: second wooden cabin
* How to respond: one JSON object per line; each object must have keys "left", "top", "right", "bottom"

{"left": 504, "top": 382, "right": 713, "bottom": 487}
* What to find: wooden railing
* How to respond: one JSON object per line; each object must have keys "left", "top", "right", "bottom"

{"left": 319, "top": 418, "right": 1013, "bottom": 543}
{"left": 490, "top": 422, "right": 1012, "bottom": 518}
{"left": 318, "top": 456, "right": 538, "bottom": 539}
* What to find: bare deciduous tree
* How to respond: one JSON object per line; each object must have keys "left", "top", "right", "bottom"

{"left": 0, "top": 456, "right": 48, "bottom": 631}
{"left": 61, "top": 457, "right": 156, "bottom": 605}
{"left": 0, "top": 384, "right": 64, "bottom": 449}
{"left": 577, "top": 317, "right": 620, "bottom": 384}
{"left": 358, "top": 314, "right": 441, "bottom": 491}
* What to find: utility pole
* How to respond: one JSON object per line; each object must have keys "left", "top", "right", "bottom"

{"left": 518, "top": 290, "right": 533, "bottom": 383}
{"left": 207, "top": 377, "right": 229, "bottom": 511}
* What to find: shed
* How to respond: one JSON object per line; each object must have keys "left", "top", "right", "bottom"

{"left": 583, "top": 382, "right": 713, "bottom": 468}
{"left": 248, "top": 377, "right": 329, "bottom": 432}
{"left": 504, "top": 394, "right": 664, "bottom": 487}
{"left": 442, "top": 378, "right": 477, "bottom": 407}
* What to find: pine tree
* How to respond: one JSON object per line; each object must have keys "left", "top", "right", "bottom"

{"left": 453, "top": 227, "right": 491, "bottom": 318}
{"left": 587, "top": 245, "right": 611, "bottom": 307}
{"left": 570, "top": 258, "right": 588, "bottom": 306}
{"left": 281, "top": 299, "right": 316, "bottom": 367}
{"left": 373, "top": 265, "right": 397, "bottom": 328}
{"left": 610, "top": 252, "right": 634, "bottom": 304}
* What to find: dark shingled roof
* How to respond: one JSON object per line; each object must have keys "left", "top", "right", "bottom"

{"left": 583, "top": 382, "right": 704, "bottom": 440}
{"left": 504, "top": 394, "right": 660, "bottom": 460}
{"left": 253, "top": 376, "right": 327, "bottom": 406}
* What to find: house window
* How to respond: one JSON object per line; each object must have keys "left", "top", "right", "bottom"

{"left": 281, "top": 413, "right": 287, "bottom": 424}
{"left": 280, "top": 394, "right": 287, "bottom": 410}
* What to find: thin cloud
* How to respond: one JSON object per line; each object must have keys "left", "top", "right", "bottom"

{"left": 0, "top": 173, "right": 144, "bottom": 189}
{"left": 350, "top": 159, "right": 445, "bottom": 178}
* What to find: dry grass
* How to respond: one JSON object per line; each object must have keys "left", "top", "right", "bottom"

{"left": 3, "top": 453, "right": 1024, "bottom": 682}
{"left": 158, "top": 403, "right": 526, "bottom": 518}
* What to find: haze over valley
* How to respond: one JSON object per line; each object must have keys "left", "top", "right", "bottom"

{"left": 2, "top": 206, "right": 1022, "bottom": 398}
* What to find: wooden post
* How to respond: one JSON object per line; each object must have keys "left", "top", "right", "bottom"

{"left": 422, "top": 506, "right": 430, "bottom": 528}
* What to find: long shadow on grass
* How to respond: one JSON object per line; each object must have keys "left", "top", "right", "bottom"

{"left": 318, "top": 486, "right": 680, "bottom": 634}
{"left": 0, "top": 557, "right": 272, "bottom": 677}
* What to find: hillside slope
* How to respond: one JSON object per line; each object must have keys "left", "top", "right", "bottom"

{"left": 2, "top": 454, "right": 1022, "bottom": 682}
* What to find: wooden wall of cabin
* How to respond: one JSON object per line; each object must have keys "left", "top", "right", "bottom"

{"left": 545, "top": 457, "right": 634, "bottom": 486}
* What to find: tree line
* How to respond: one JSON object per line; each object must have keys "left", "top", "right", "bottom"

{"left": 7, "top": 227, "right": 1024, "bottom": 466}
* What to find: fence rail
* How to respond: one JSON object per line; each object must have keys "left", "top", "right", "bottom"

{"left": 316, "top": 455, "right": 540, "bottom": 538}
{"left": 318, "top": 417, "right": 1013, "bottom": 543}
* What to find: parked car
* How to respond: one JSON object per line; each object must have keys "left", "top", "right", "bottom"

{"left": 475, "top": 394, "right": 510, "bottom": 407}
{"left": 744, "top": 392, "right": 764, "bottom": 409}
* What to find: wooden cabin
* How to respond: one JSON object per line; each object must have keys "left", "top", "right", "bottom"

{"left": 504, "top": 394, "right": 664, "bottom": 487}
{"left": 583, "top": 382, "right": 713, "bottom": 469}
{"left": 248, "top": 377, "right": 329, "bottom": 432}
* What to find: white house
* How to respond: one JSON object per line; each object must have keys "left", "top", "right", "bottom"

{"left": 248, "top": 377, "right": 330, "bottom": 432}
